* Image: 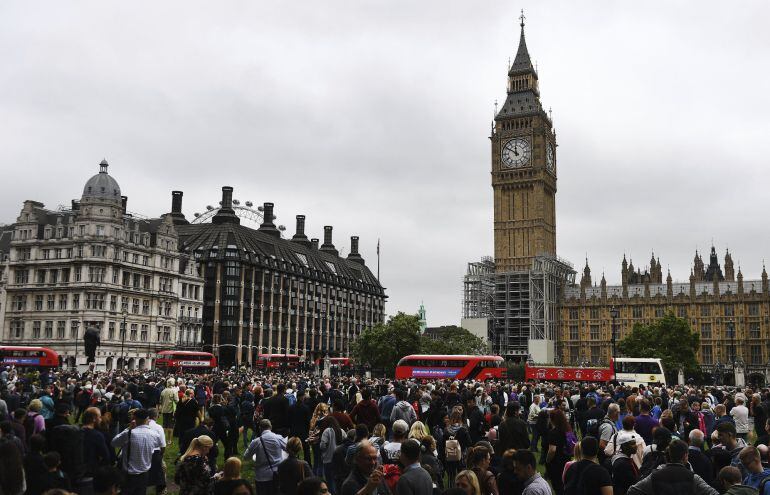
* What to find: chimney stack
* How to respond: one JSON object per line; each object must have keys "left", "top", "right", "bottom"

{"left": 121, "top": 196, "right": 127, "bottom": 213}
{"left": 347, "top": 236, "right": 365, "bottom": 265}
{"left": 169, "top": 191, "right": 189, "bottom": 225}
{"left": 311, "top": 238, "right": 320, "bottom": 250}
{"left": 291, "top": 215, "right": 311, "bottom": 247}
{"left": 258, "top": 202, "right": 280, "bottom": 237}
{"left": 320, "top": 226, "right": 338, "bottom": 256}
{"left": 212, "top": 186, "right": 240, "bottom": 225}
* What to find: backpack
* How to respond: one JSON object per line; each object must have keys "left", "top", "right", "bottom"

{"left": 639, "top": 449, "right": 667, "bottom": 479}
{"left": 286, "top": 393, "right": 297, "bottom": 407}
{"left": 759, "top": 475, "right": 770, "bottom": 495}
{"left": 564, "top": 461, "right": 604, "bottom": 495}
{"left": 564, "top": 430, "right": 578, "bottom": 457}
{"left": 445, "top": 436, "right": 462, "bottom": 462}
{"left": 585, "top": 418, "right": 600, "bottom": 438}
{"left": 23, "top": 412, "right": 39, "bottom": 443}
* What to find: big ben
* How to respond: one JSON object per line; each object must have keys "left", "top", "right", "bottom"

{"left": 489, "top": 13, "right": 573, "bottom": 362}
{"left": 492, "top": 13, "right": 556, "bottom": 273}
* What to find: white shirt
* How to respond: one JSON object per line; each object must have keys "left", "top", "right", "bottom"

{"left": 111, "top": 424, "right": 165, "bottom": 474}
{"left": 148, "top": 419, "right": 167, "bottom": 452}
{"left": 731, "top": 405, "right": 750, "bottom": 433}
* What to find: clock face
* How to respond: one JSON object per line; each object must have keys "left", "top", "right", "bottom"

{"left": 501, "top": 138, "right": 531, "bottom": 168}
{"left": 546, "top": 143, "right": 555, "bottom": 171}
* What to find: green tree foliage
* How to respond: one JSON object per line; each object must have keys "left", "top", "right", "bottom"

{"left": 617, "top": 312, "right": 700, "bottom": 376}
{"left": 352, "top": 312, "right": 422, "bottom": 374}
{"left": 420, "top": 326, "right": 490, "bottom": 355}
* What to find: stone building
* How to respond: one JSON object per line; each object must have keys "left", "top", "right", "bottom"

{"left": 559, "top": 247, "right": 770, "bottom": 383}
{"left": 1, "top": 161, "right": 204, "bottom": 370}
{"left": 171, "top": 186, "right": 386, "bottom": 369}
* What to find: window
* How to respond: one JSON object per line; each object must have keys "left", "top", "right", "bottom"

{"left": 14, "top": 269, "right": 29, "bottom": 284}
{"left": 132, "top": 299, "right": 140, "bottom": 314}
{"left": 50, "top": 270, "right": 58, "bottom": 284}
{"left": 35, "top": 295, "right": 43, "bottom": 311}
{"left": 57, "top": 321, "right": 65, "bottom": 339}
{"left": 32, "top": 321, "right": 41, "bottom": 338}
{"left": 655, "top": 306, "right": 664, "bottom": 318}
{"left": 130, "top": 324, "right": 137, "bottom": 341}
{"left": 44, "top": 321, "right": 53, "bottom": 339}
{"left": 121, "top": 297, "right": 128, "bottom": 312}
{"left": 70, "top": 321, "right": 79, "bottom": 339}
{"left": 750, "top": 322, "right": 761, "bottom": 339}
{"left": 701, "top": 345, "right": 713, "bottom": 364}
{"left": 37, "top": 270, "right": 46, "bottom": 284}
{"left": 96, "top": 225, "right": 105, "bottom": 236}
{"left": 632, "top": 307, "right": 643, "bottom": 318}
{"left": 701, "top": 323, "right": 712, "bottom": 339}
{"left": 73, "top": 294, "right": 80, "bottom": 309}
{"left": 110, "top": 295, "right": 117, "bottom": 311}
{"left": 724, "top": 305, "right": 735, "bottom": 317}
{"left": 569, "top": 325, "right": 578, "bottom": 340}
{"left": 590, "top": 324, "right": 600, "bottom": 340}
{"left": 92, "top": 245, "right": 106, "bottom": 257}
{"left": 749, "top": 303, "right": 760, "bottom": 316}
{"left": 75, "top": 266, "right": 82, "bottom": 282}
{"left": 677, "top": 306, "right": 687, "bottom": 318}
{"left": 700, "top": 305, "right": 710, "bottom": 317}
{"left": 590, "top": 307, "right": 599, "bottom": 319}
{"left": 108, "top": 322, "right": 115, "bottom": 340}
{"left": 47, "top": 294, "right": 55, "bottom": 310}
{"left": 142, "top": 300, "right": 149, "bottom": 315}
{"left": 751, "top": 345, "right": 763, "bottom": 365}
{"left": 62, "top": 268, "right": 70, "bottom": 282}
{"left": 59, "top": 295, "right": 67, "bottom": 310}
{"left": 140, "top": 325, "right": 148, "bottom": 342}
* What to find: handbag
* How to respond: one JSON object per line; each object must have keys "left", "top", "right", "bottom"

{"left": 260, "top": 436, "right": 280, "bottom": 483}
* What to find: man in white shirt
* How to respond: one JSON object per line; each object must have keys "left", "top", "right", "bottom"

{"left": 147, "top": 409, "right": 167, "bottom": 494}
{"left": 111, "top": 409, "right": 165, "bottom": 495}
{"left": 731, "top": 397, "right": 750, "bottom": 441}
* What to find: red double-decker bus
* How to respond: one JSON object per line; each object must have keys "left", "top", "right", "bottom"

{"left": 255, "top": 354, "right": 300, "bottom": 369}
{"left": 155, "top": 351, "right": 217, "bottom": 370}
{"left": 395, "top": 355, "right": 505, "bottom": 380}
{"left": 0, "top": 346, "right": 60, "bottom": 368}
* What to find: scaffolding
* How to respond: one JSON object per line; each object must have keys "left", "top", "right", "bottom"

{"left": 462, "top": 257, "right": 496, "bottom": 319}
{"left": 492, "top": 255, "right": 575, "bottom": 360}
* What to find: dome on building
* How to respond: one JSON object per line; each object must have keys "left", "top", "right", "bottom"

{"left": 82, "top": 159, "right": 121, "bottom": 201}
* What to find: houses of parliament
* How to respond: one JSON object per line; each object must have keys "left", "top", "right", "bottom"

{"left": 469, "top": 12, "right": 770, "bottom": 380}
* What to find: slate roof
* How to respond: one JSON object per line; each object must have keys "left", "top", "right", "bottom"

{"left": 176, "top": 222, "right": 385, "bottom": 296}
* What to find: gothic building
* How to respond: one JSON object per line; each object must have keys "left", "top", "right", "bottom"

{"left": 560, "top": 247, "right": 770, "bottom": 381}
{"left": 1, "top": 161, "right": 204, "bottom": 370}
{"left": 489, "top": 15, "right": 574, "bottom": 361}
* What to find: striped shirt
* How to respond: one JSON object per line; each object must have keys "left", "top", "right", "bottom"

{"left": 111, "top": 424, "right": 164, "bottom": 474}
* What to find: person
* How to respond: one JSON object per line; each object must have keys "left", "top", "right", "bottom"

{"left": 278, "top": 437, "right": 313, "bottom": 495}
{"left": 0, "top": 420, "right": 25, "bottom": 453}
{"left": 182, "top": 417, "right": 220, "bottom": 473}
{"left": 263, "top": 384, "right": 291, "bottom": 437}
{"left": 26, "top": 399, "right": 47, "bottom": 440}
{"left": 739, "top": 446, "right": 770, "bottom": 494}
{"left": 408, "top": 421, "right": 430, "bottom": 442}
{"left": 598, "top": 404, "right": 620, "bottom": 464}
{"left": 42, "top": 451, "right": 73, "bottom": 492}
{"left": 340, "top": 440, "right": 388, "bottom": 495}
{"left": 514, "top": 450, "right": 551, "bottom": 495}
{"left": 718, "top": 466, "right": 759, "bottom": 495}
{"left": 244, "top": 419, "right": 288, "bottom": 495}
{"left": 146, "top": 408, "right": 168, "bottom": 495}
{"left": 545, "top": 409, "right": 572, "bottom": 495}
{"left": 396, "top": 439, "right": 434, "bottom": 495}
{"left": 715, "top": 422, "right": 748, "bottom": 478}
{"left": 627, "top": 439, "right": 718, "bottom": 495}
{"left": 175, "top": 389, "right": 200, "bottom": 443}
{"left": 289, "top": 392, "right": 312, "bottom": 467}
{"left": 0, "top": 439, "right": 26, "bottom": 495}
{"left": 606, "top": 415, "right": 645, "bottom": 467}
{"left": 562, "top": 436, "right": 612, "bottom": 495}
{"left": 298, "top": 477, "right": 331, "bottom": 495}
{"left": 210, "top": 394, "right": 232, "bottom": 455}
{"left": 444, "top": 409, "right": 472, "bottom": 485}
{"left": 383, "top": 419, "right": 410, "bottom": 465}
{"left": 732, "top": 398, "right": 751, "bottom": 442}
{"left": 159, "top": 378, "right": 178, "bottom": 445}
{"left": 610, "top": 433, "right": 640, "bottom": 495}
{"left": 455, "top": 470, "right": 482, "bottom": 495}
{"left": 391, "top": 389, "right": 418, "bottom": 427}
{"left": 213, "top": 457, "right": 250, "bottom": 495}
{"left": 111, "top": 408, "right": 165, "bottom": 495}
{"left": 496, "top": 402, "right": 530, "bottom": 455}
{"left": 687, "top": 429, "right": 714, "bottom": 486}
{"left": 331, "top": 400, "right": 355, "bottom": 431}
{"left": 24, "top": 434, "right": 49, "bottom": 495}
{"left": 175, "top": 435, "right": 215, "bottom": 495}
{"left": 81, "top": 407, "right": 112, "bottom": 485}
{"left": 319, "top": 415, "right": 344, "bottom": 494}
{"left": 639, "top": 426, "right": 671, "bottom": 478}
{"left": 466, "top": 445, "right": 498, "bottom": 495}
{"left": 308, "top": 403, "right": 331, "bottom": 477}
{"left": 419, "top": 436, "right": 443, "bottom": 491}
{"left": 497, "top": 449, "right": 524, "bottom": 495}
{"left": 350, "top": 389, "right": 379, "bottom": 433}
{"left": 93, "top": 465, "right": 123, "bottom": 495}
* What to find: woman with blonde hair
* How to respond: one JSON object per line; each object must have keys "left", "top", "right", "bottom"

{"left": 307, "top": 403, "right": 329, "bottom": 477}
{"left": 455, "top": 470, "right": 481, "bottom": 495}
{"left": 213, "top": 457, "right": 250, "bottom": 495}
{"left": 175, "top": 435, "right": 214, "bottom": 495}
{"left": 408, "top": 421, "right": 430, "bottom": 441}
{"left": 369, "top": 423, "right": 387, "bottom": 450}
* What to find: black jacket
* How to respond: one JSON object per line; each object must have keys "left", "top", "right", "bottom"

{"left": 497, "top": 416, "right": 531, "bottom": 455}
{"left": 181, "top": 425, "right": 219, "bottom": 472}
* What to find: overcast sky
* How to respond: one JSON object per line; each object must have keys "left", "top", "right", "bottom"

{"left": 2, "top": 2, "right": 769, "bottom": 327}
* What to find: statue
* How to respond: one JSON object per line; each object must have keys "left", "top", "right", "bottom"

{"left": 83, "top": 326, "right": 101, "bottom": 364}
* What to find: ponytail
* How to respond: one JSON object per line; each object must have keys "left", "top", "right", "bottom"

{"left": 180, "top": 435, "right": 213, "bottom": 461}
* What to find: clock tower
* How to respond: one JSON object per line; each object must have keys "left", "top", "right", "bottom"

{"left": 491, "top": 14, "right": 556, "bottom": 273}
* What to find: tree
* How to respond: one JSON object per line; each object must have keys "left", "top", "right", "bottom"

{"left": 617, "top": 312, "right": 700, "bottom": 378}
{"left": 352, "top": 312, "right": 422, "bottom": 375}
{"left": 420, "top": 326, "right": 490, "bottom": 355}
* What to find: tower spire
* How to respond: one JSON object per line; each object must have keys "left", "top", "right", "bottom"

{"left": 509, "top": 10, "right": 534, "bottom": 76}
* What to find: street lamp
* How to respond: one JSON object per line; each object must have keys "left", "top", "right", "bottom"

{"left": 120, "top": 309, "right": 128, "bottom": 369}
{"left": 610, "top": 306, "right": 619, "bottom": 361}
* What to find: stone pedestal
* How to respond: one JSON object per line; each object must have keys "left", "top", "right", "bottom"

{"left": 677, "top": 368, "right": 685, "bottom": 386}
{"left": 735, "top": 364, "right": 746, "bottom": 388}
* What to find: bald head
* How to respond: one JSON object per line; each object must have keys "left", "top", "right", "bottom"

{"left": 689, "top": 428, "right": 705, "bottom": 448}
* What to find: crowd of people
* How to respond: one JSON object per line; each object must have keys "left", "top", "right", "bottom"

{"left": 2, "top": 366, "right": 770, "bottom": 495}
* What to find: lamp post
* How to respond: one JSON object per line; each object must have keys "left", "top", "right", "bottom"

{"left": 120, "top": 309, "right": 127, "bottom": 370}
{"left": 610, "top": 306, "right": 619, "bottom": 361}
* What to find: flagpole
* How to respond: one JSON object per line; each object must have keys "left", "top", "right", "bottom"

{"left": 377, "top": 238, "right": 380, "bottom": 281}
